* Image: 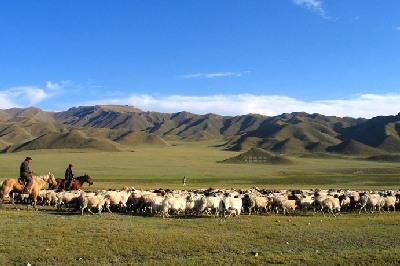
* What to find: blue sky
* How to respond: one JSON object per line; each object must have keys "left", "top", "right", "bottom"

{"left": 0, "top": 0, "right": 399, "bottom": 117}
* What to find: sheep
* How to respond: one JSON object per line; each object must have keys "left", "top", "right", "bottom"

{"left": 103, "top": 189, "right": 133, "bottom": 212}
{"left": 43, "top": 190, "right": 58, "bottom": 206}
{"left": 250, "top": 195, "right": 272, "bottom": 214}
{"left": 150, "top": 195, "right": 165, "bottom": 215}
{"left": 195, "top": 195, "right": 223, "bottom": 216}
{"left": 218, "top": 195, "right": 242, "bottom": 218}
{"left": 270, "top": 194, "right": 290, "bottom": 214}
{"left": 382, "top": 196, "right": 397, "bottom": 212}
{"left": 126, "top": 190, "right": 145, "bottom": 212}
{"left": 80, "top": 193, "right": 110, "bottom": 215}
{"left": 279, "top": 199, "right": 296, "bottom": 215}
{"left": 242, "top": 194, "right": 255, "bottom": 214}
{"left": 8, "top": 187, "right": 396, "bottom": 217}
{"left": 359, "top": 194, "right": 382, "bottom": 214}
{"left": 15, "top": 193, "right": 31, "bottom": 204}
{"left": 312, "top": 192, "right": 329, "bottom": 213}
{"left": 56, "top": 191, "right": 83, "bottom": 209}
{"left": 321, "top": 197, "right": 341, "bottom": 216}
{"left": 184, "top": 194, "right": 205, "bottom": 215}
{"left": 339, "top": 195, "right": 351, "bottom": 211}
{"left": 38, "top": 189, "right": 49, "bottom": 205}
{"left": 161, "top": 194, "right": 188, "bottom": 218}
{"left": 139, "top": 193, "right": 158, "bottom": 214}
{"left": 299, "top": 195, "right": 314, "bottom": 211}
{"left": 191, "top": 195, "right": 208, "bottom": 215}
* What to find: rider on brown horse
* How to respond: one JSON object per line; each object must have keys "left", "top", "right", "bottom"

{"left": 64, "top": 164, "right": 74, "bottom": 190}
{"left": 20, "top": 157, "right": 33, "bottom": 193}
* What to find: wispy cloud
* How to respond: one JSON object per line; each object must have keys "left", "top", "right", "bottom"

{"left": 0, "top": 81, "right": 68, "bottom": 108}
{"left": 82, "top": 93, "right": 400, "bottom": 119}
{"left": 2, "top": 80, "right": 400, "bottom": 119}
{"left": 0, "top": 92, "right": 17, "bottom": 109}
{"left": 45, "top": 80, "right": 70, "bottom": 90}
{"left": 179, "top": 71, "right": 249, "bottom": 79}
{"left": 292, "top": 0, "right": 328, "bottom": 18}
{"left": 0, "top": 86, "right": 49, "bottom": 107}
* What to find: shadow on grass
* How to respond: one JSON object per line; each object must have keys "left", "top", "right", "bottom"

{"left": 46, "top": 210, "right": 81, "bottom": 216}
{"left": 1, "top": 202, "right": 394, "bottom": 219}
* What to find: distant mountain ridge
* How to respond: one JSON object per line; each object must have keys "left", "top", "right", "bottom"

{"left": 0, "top": 105, "right": 399, "bottom": 156}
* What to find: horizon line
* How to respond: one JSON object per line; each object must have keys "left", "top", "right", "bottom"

{"left": 2, "top": 103, "right": 399, "bottom": 120}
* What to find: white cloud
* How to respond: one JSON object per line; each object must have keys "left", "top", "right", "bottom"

{"left": 2, "top": 86, "right": 49, "bottom": 107}
{"left": 0, "top": 92, "right": 18, "bottom": 109}
{"left": 46, "top": 81, "right": 61, "bottom": 90}
{"left": 1, "top": 80, "right": 399, "bottom": 119}
{"left": 0, "top": 81, "right": 66, "bottom": 108}
{"left": 46, "top": 80, "right": 71, "bottom": 90}
{"left": 20, "top": 87, "right": 48, "bottom": 105}
{"left": 292, "top": 0, "right": 328, "bottom": 18}
{"left": 179, "top": 71, "right": 249, "bottom": 79}
{"left": 83, "top": 93, "right": 400, "bottom": 118}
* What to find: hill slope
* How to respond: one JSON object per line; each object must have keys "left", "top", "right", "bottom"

{"left": 326, "top": 140, "right": 385, "bottom": 156}
{"left": 339, "top": 114, "right": 400, "bottom": 153}
{"left": 6, "top": 130, "right": 122, "bottom": 152}
{"left": 1, "top": 105, "right": 399, "bottom": 155}
{"left": 222, "top": 148, "right": 292, "bottom": 164}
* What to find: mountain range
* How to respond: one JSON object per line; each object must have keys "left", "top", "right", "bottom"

{"left": 0, "top": 105, "right": 399, "bottom": 156}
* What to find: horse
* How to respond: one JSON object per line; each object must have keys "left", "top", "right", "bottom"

{"left": 72, "top": 174, "right": 94, "bottom": 190}
{"left": 0, "top": 173, "right": 57, "bottom": 210}
{"left": 50, "top": 174, "right": 94, "bottom": 191}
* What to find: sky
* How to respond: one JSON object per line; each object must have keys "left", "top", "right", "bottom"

{"left": 0, "top": 0, "right": 399, "bottom": 118}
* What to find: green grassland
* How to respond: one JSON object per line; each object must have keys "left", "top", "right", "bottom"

{"left": 1, "top": 142, "right": 400, "bottom": 265}
{"left": 1, "top": 141, "right": 399, "bottom": 189}
{"left": 0, "top": 207, "right": 399, "bottom": 265}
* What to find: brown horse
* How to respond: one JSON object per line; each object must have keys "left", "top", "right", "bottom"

{"left": 0, "top": 173, "right": 57, "bottom": 210}
{"left": 50, "top": 174, "right": 94, "bottom": 191}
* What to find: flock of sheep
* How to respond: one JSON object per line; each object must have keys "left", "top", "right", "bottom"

{"left": 12, "top": 187, "right": 400, "bottom": 217}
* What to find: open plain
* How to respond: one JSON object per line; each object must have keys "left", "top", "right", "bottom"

{"left": 1, "top": 142, "right": 400, "bottom": 265}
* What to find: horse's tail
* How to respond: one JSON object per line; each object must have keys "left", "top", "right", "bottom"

{"left": 0, "top": 181, "right": 4, "bottom": 204}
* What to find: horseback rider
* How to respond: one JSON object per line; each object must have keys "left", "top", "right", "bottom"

{"left": 20, "top": 157, "right": 33, "bottom": 193}
{"left": 64, "top": 164, "right": 74, "bottom": 190}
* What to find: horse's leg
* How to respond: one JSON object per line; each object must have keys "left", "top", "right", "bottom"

{"left": 29, "top": 191, "right": 37, "bottom": 210}
{"left": 33, "top": 198, "right": 37, "bottom": 211}
{"left": 76, "top": 180, "right": 83, "bottom": 191}
{"left": 0, "top": 188, "right": 3, "bottom": 207}
{"left": 71, "top": 180, "right": 78, "bottom": 191}
{"left": 0, "top": 188, "right": 5, "bottom": 208}
{"left": 9, "top": 195, "right": 19, "bottom": 211}
{"left": 7, "top": 187, "right": 21, "bottom": 210}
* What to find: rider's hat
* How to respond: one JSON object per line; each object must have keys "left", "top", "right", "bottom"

{"left": 25, "top": 156, "right": 32, "bottom": 161}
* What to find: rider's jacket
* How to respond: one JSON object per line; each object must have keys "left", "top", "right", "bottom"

{"left": 19, "top": 161, "right": 31, "bottom": 179}
{"left": 65, "top": 167, "right": 74, "bottom": 180}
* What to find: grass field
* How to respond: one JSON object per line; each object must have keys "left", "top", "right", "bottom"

{"left": 1, "top": 141, "right": 400, "bottom": 189}
{"left": 1, "top": 142, "right": 400, "bottom": 265}
{"left": 0, "top": 206, "right": 399, "bottom": 265}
